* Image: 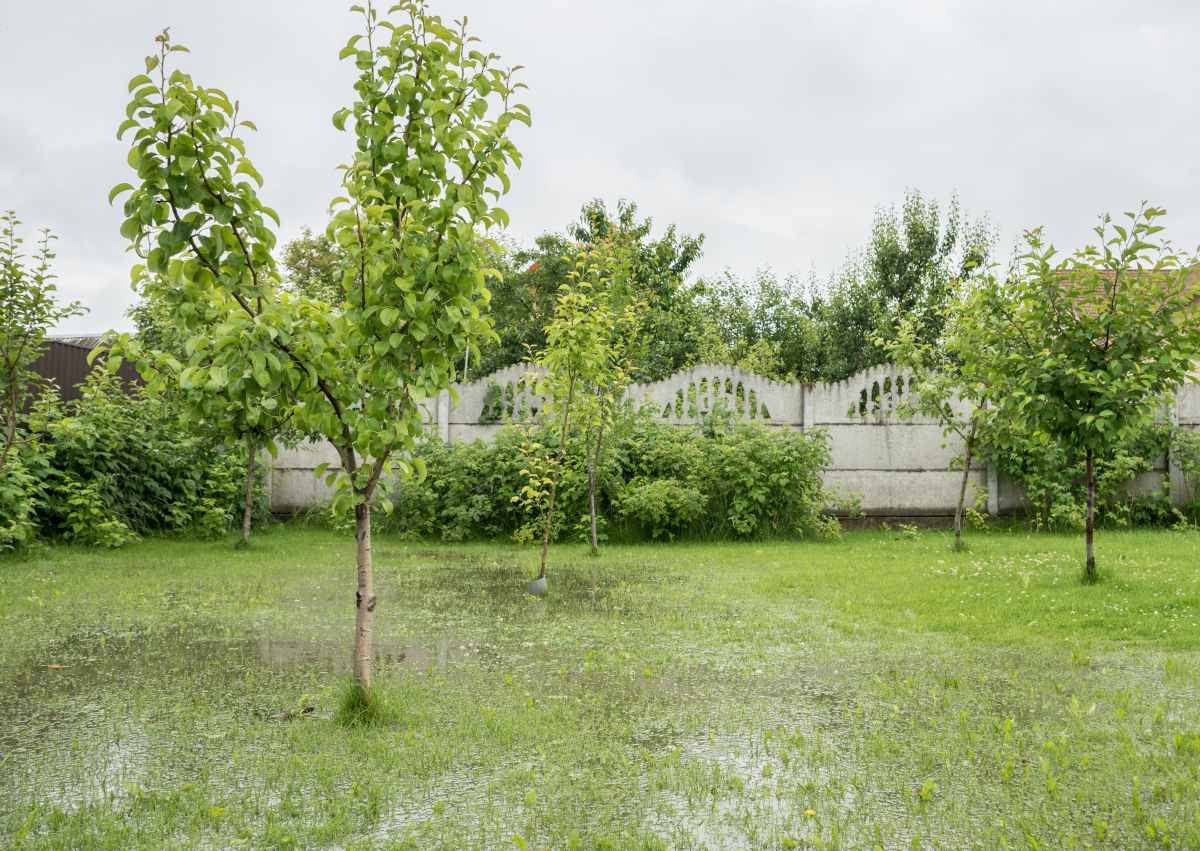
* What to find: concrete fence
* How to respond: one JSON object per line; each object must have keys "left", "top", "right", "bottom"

{"left": 270, "top": 363, "right": 1200, "bottom": 516}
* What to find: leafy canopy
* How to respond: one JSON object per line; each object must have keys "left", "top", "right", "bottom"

{"left": 1, "top": 212, "right": 85, "bottom": 470}
{"left": 977, "top": 205, "right": 1200, "bottom": 458}
{"left": 109, "top": 2, "right": 528, "bottom": 510}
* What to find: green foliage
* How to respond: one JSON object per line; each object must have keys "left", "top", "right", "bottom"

{"left": 318, "top": 0, "right": 525, "bottom": 509}
{"left": 478, "top": 382, "right": 504, "bottom": 423}
{"left": 520, "top": 237, "right": 644, "bottom": 563}
{"left": 676, "top": 191, "right": 994, "bottom": 384}
{"left": 967, "top": 205, "right": 1200, "bottom": 577}
{"left": 985, "top": 422, "right": 1176, "bottom": 531}
{"left": 57, "top": 478, "right": 139, "bottom": 548}
{"left": 0, "top": 455, "right": 36, "bottom": 552}
{"left": 685, "top": 270, "right": 817, "bottom": 380}
{"left": 342, "top": 189, "right": 991, "bottom": 389}
{"left": 617, "top": 478, "right": 705, "bottom": 540}
{"left": 1172, "top": 428, "right": 1200, "bottom": 500}
{"left": 281, "top": 227, "right": 346, "bottom": 303}
{"left": 534, "top": 241, "right": 639, "bottom": 419}
{"left": 0, "top": 211, "right": 85, "bottom": 478}
{"left": 378, "top": 417, "right": 833, "bottom": 542}
{"left": 385, "top": 429, "right": 530, "bottom": 541}
{"left": 475, "top": 199, "right": 704, "bottom": 381}
{"left": 5, "top": 371, "right": 264, "bottom": 546}
{"left": 692, "top": 421, "right": 835, "bottom": 539}
{"left": 109, "top": 4, "right": 528, "bottom": 689}
{"left": 807, "top": 191, "right": 993, "bottom": 383}
{"left": 984, "top": 207, "right": 1200, "bottom": 459}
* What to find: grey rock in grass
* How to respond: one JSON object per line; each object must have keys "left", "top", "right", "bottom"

{"left": 525, "top": 576, "right": 548, "bottom": 597}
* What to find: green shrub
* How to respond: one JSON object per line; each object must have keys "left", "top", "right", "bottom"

{"left": 1172, "top": 428, "right": 1200, "bottom": 493}
{"left": 983, "top": 420, "right": 1174, "bottom": 530}
{"left": 58, "top": 477, "right": 139, "bottom": 548}
{"left": 386, "top": 427, "right": 534, "bottom": 542}
{"left": 0, "top": 456, "right": 37, "bottom": 552}
{"left": 374, "top": 413, "right": 834, "bottom": 542}
{"left": 617, "top": 478, "right": 705, "bottom": 540}
{"left": 11, "top": 371, "right": 266, "bottom": 545}
{"left": 702, "top": 423, "right": 833, "bottom": 538}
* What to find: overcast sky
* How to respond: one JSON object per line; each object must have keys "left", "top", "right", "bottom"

{"left": 3, "top": 1, "right": 1198, "bottom": 334}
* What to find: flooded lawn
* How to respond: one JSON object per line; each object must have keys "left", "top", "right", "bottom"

{"left": 2, "top": 527, "right": 1199, "bottom": 848}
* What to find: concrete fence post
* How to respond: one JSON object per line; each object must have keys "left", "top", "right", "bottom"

{"left": 986, "top": 462, "right": 999, "bottom": 517}
{"left": 436, "top": 389, "right": 451, "bottom": 444}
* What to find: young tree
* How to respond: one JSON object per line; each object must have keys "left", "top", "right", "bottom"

{"left": 887, "top": 291, "right": 995, "bottom": 551}
{"left": 973, "top": 205, "right": 1200, "bottom": 582}
{"left": 110, "top": 1, "right": 526, "bottom": 695}
{"left": 576, "top": 242, "right": 641, "bottom": 556}
{"left": 1, "top": 212, "right": 84, "bottom": 473}
{"left": 519, "top": 243, "right": 628, "bottom": 586}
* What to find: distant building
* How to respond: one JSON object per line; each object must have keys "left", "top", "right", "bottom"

{"left": 29, "top": 335, "right": 143, "bottom": 403}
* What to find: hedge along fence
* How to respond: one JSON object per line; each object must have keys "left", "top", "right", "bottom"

{"left": 370, "top": 416, "right": 838, "bottom": 543}
{"left": 269, "top": 363, "right": 1200, "bottom": 520}
{"left": 1, "top": 371, "right": 269, "bottom": 551}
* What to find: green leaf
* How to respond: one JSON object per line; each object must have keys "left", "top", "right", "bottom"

{"left": 235, "top": 159, "right": 264, "bottom": 187}
{"left": 108, "top": 183, "right": 135, "bottom": 205}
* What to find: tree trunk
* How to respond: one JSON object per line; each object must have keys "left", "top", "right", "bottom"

{"left": 1, "top": 395, "right": 18, "bottom": 473}
{"left": 538, "top": 479, "right": 557, "bottom": 581}
{"left": 954, "top": 426, "right": 975, "bottom": 551}
{"left": 241, "top": 435, "right": 256, "bottom": 545}
{"left": 353, "top": 501, "right": 375, "bottom": 690}
{"left": 1084, "top": 449, "right": 1097, "bottom": 583}
{"left": 538, "top": 375, "right": 576, "bottom": 581}
{"left": 588, "top": 422, "right": 606, "bottom": 557}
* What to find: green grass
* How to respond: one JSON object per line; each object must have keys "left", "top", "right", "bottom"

{"left": 1, "top": 525, "right": 1199, "bottom": 848}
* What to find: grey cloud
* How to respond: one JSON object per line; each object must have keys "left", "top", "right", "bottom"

{"left": 2, "top": 0, "right": 1198, "bottom": 335}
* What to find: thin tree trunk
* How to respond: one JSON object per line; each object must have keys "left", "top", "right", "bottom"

{"left": 588, "top": 422, "right": 606, "bottom": 557}
{"left": 538, "top": 375, "right": 576, "bottom": 580}
{"left": 1, "top": 393, "right": 18, "bottom": 473}
{"left": 954, "top": 425, "right": 975, "bottom": 551}
{"left": 1084, "top": 449, "right": 1097, "bottom": 583}
{"left": 241, "top": 434, "right": 256, "bottom": 545}
{"left": 538, "top": 481, "right": 558, "bottom": 581}
{"left": 353, "top": 501, "right": 375, "bottom": 691}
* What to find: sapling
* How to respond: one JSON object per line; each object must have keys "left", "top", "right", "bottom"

{"left": 110, "top": 1, "right": 527, "bottom": 694}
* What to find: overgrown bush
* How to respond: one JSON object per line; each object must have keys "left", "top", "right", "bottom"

{"left": 1, "top": 371, "right": 267, "bottom": 549}
{"left": 1172, "top": 428, "right": 1200, "bottom": 520}
{"left": 374, "top": 413, "right": 834, "bottom": 542}
{"left": 617, "top": 478, "right": 705, "bottom": 540}
{"left": 0, "top": 456, "right": 37, "bottom": 552}
{"left": 982, "top": 420, "right": 1177, "bottom": 530}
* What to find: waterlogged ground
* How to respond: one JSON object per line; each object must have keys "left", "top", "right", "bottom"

{"left": 1, "top": 527, "right": 1199, "bottom": 849}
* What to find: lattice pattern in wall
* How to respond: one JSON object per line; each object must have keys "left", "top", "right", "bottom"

{"left": 650, "top": 375, "right": 771, "bottom": 420}
{"left": 846, "top": 372, "right": 912, "bottom": 419}
{"left": 626, "top": 364, "right": 801, "bottom": 425}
